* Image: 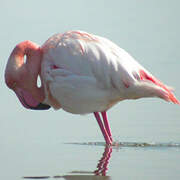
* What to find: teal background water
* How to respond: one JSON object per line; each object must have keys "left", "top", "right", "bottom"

{"left": 1, "top": 0, "right": 180, "bottom": 179}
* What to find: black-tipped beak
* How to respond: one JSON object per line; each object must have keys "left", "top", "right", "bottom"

{"left": 29, "top": 103, "right": 51, "bottom": 110}
{"left": 14, "top": 88, "right": 51, "bottom": 110}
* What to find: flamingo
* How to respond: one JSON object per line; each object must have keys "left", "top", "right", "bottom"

{"left": 5, "top": 30, "right": 180, "bottom": 145}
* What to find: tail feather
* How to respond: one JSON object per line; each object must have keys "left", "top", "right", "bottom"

{"left": 139, "top": 70, "right": 180, "bottom": 105}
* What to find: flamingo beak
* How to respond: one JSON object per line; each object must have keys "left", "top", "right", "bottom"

{"left": 29, "top": 103, "right": 51, "bottom": 110}
{"left": 14, "top": 88, "right": 51, "bottom": 110}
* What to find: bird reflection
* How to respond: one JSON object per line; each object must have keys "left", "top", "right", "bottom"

{"left": 23, "top": 145, "right": 113, "bottom": 180}
{"left": 60, "top": 145, "right": 112, "bottom": 180}
{"left": 62, "top": 145, "right": 113, "bottom": 180}
{"left": 94, "top": 146, "right": 112, "bottom": 176}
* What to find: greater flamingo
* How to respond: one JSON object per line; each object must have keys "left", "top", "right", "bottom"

{"left": 5, "top": 31, "right": 180, "bottom": 145}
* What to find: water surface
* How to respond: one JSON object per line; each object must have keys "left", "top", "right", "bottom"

{"left": 1, "top": 0, "right": 180, "bottom": 180}
{"left": 4, "top": 141, "right": 179, "bottom": 180}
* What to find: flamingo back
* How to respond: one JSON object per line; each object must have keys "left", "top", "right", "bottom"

{"left": 40, "top": 31, "right": 179, "bottom": 113}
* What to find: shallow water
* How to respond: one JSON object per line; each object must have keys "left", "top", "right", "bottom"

{"left": 68, "top": 141, "right": 180, "bottom": 148}
{"left": 2, "top": 141, "right": 179, "bottom": 180}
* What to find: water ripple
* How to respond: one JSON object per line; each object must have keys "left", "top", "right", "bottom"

{"left": 67, "top": 142, "right": 180, "bottom": 148}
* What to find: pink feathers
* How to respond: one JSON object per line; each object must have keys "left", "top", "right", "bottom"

{"left": 5, "top": 30, "right": 180, "bottom": 145}
{"left": 139, "top": 70, "right": 180, "bottom": 104}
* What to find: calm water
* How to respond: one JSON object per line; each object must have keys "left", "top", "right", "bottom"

{"left": 2, "top": 140, "right": 180, "bottom": 180}
{"left": 1, "top": 0, "right": 180, "bottom": 180}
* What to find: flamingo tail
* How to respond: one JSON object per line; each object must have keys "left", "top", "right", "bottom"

{"left": 139, "top": 70, "right": 180, "bottom": 105}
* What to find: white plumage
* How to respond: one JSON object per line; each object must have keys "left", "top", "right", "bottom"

{"left": 41, "top": 31, "right": 176, "bottom": 114}
{"left": 5, "top": 30, "right": 179, "bottom": 145}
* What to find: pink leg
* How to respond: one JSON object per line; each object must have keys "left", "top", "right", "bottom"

{"left": 101, "top": 112, "right": 113, "bottom": 142}
{"left": 94, "top": 112, "right": 112, "bottom": 145}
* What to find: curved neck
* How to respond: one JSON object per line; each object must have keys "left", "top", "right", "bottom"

{"left": 12, "top": 40, "right": 42, "bottom": 71}
{"left": 7, "top": 41, "right": 45, "bottom": 102}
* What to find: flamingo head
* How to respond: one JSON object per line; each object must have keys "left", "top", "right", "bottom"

{"left": 5, "top": 41, "right": 51, "bottom": 110}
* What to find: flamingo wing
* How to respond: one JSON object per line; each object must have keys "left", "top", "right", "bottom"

{"left": 40, "top": 31, "right": 179, "bottom": 114}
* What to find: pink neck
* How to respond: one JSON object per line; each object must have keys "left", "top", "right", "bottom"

{"left": 12, "top": 41, "right": 45, "bottom": 102}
